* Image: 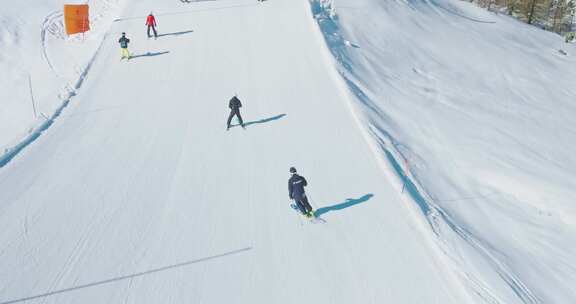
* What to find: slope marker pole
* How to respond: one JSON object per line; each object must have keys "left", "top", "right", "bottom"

{"left": 28, "top": 74, "right": 38, "bottom": 118}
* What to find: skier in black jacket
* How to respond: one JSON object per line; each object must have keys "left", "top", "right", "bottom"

{"left": 227, "top": 95, "right": 245, "bottom": 130}
{"left": 118, "top": 32, "right": 131, "bottom": 60}
{"left": 288, "top": 167, "right": 314, "bottom": 217}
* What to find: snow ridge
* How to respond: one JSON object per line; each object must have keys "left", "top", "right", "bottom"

{"left": 0, "top": 0, "right": 124, "bottom": 168}
{"left": 0, "top": 32, "right": 109, "bottom": 168}
{"left": 309, "top": 0, "right": 540, "bottom": 303}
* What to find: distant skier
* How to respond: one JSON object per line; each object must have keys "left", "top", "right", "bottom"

{"left": 146, "top": 13, "right": 158, "bottom": 39}
{"left": 288, "top": 167, "right": 314, "bottom": 217}
{"left": 227, "top": 95, "right": 245, "bottom": 130}
{"left": 118, "top": 32, "right": 131, "bottom": 60}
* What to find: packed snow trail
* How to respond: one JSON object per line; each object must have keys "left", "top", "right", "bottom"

{"left": 0, "top": 0, "right": 470, "bottom": 303}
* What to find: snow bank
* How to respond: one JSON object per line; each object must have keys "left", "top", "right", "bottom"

{"left": 0, "top": 0, "right": 475, "bottom": 303}
{"left": 310, "top": 0, "right": 576, "bottom": 302}
{"left": 0, "top": 0, "right": 124, "bottom": 164}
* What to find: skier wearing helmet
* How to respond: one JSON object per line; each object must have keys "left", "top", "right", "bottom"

{"left": 118, "top": 32, "right": 131, "bottom": 60}
{"left": 288, "top": 167, "right": 314, "bottom": 217}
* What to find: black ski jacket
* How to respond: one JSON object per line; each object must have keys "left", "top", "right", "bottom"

{"left": 288, "top": 174, "right": 307, "bottom": 199}
{"left": 229, "top": 96, "right": 242, "bottom": 110}
{"left": 119, "top": 37, "right": 130, "bottom": 48}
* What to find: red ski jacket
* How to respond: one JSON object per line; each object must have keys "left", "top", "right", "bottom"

{"left": 146, "top": 15, "right": 156, "bottom": 26}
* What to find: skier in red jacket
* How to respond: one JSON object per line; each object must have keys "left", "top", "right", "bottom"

{"left": 146, "top": 13, "right": 158, "bottom": 39}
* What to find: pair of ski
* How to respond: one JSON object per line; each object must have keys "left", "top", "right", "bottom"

{"left": 290, "top": 203, "right": 326, "bottom": 224}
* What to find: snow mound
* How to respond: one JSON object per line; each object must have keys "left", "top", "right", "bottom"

{"left": 311, "top": 0, "right": 576, "bottom": 302}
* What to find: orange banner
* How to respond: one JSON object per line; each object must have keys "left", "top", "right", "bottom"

{"left": 64, "top": 4, "right": 90, "bottom": 35}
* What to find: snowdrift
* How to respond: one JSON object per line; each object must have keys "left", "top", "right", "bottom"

{"left": 311, "top": 0, "right": 576, "bottom": 302}
{"left": 0, "top": 0, "right": 124, "bottom": 165}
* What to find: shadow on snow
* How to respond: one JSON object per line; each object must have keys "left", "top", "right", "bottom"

{"left": 230, "top": 113, "right": 286, "bottom": 128}
{"left": 130, "top": 51, "right": 170, "bottom": 59}
{"left": 0, "top": 247, "right": 252, "bottom": 304}
{"left": 0, "top": 35, "right": 108, "bottom": 169}
{"left": 314, "top": 194, "right": 373, "bottom": 217}
{"left": 157, "top": 30, "right": 194, "bottom": 38}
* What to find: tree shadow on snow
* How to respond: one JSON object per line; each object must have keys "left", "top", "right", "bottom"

{"left": 314, "top": 194, "right": 374, "bottom": 217}
{"left": 0, "top": 247, "right": 251, "bottom": 304}
{"left": 157, "top": 30, "right": 194, "bottom": 38}
{"left": 230, "top": 114, "right": 286, "bottom": 128}
{"left": 130, "top": 51, "right": 170, "bottom": 59}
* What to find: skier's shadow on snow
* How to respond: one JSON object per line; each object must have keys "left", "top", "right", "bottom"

{"left": 130, "top": 51, "right": 170, "bottom": 59}
{"left": 0, "top": 247, "right": 251, "bottom": 304}
{"left": 315, "top": 194, "right": 373, "bottom": 217}
{"left": 157, "top": 30, "right": 194, "bottom": 38}
{"left": 230, "top": 113, "right": 286, "bottom": 128}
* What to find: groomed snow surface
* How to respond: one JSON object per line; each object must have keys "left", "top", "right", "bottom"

{"left": 0, "top": 0, "right": 574, "bottom": 303}
{"left": 0, "top": 0, "right": 123, "bottom": 155}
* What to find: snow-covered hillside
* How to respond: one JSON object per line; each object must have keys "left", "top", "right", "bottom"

{"left": 0, "top": 0, "right": 123, "bottom": 160}
{"left": 1, "top": 0, "right": 575, "bottom": 303}
{"left": 1, "top": 0, "right": 470, "bottom": 303}
{"left": 311, "top": 0, "right": 576, "bottom": 302}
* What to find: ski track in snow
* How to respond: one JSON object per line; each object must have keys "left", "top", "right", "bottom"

{"left": 1, "top": 0, "right": 124, "bottom": 167}
{"left": 41, "top": 10, "right": 64, "bottom": 77}
{"left": 0, "top": 32, "right": 109, "bottom": 169}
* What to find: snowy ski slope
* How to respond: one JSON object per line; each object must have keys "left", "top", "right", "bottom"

{"left": 0, "top": 0, "right": 471, "bottom": 303}
{"left": 2, "top": 0, "right": 575, "bottom": 303}
{"left": 312, "top": 0, "right": 576, "bottom": 303}
{"left": 0, "top": 0, "right": 124, "bottom": 154}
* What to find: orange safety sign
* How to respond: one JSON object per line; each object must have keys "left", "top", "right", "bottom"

{"left": 64, "top": 4, "right": 90, "bottom": 35}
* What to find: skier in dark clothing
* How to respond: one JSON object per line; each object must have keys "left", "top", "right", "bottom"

{"left": 118, "top": 32, "right": 131, "bottom": 60}
{"left": 227, "top": 95, "right": 245, "bottom": 130}
{"left": 288, "top": 167, "right": 314, "bottom": 217}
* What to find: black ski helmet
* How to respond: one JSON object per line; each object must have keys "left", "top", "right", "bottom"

{"left": 289, "top": 167, "right": 297, "bottom": 174}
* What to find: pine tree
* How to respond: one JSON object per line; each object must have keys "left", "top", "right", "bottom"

{"left": 550, "top": 0, "right": 575, "bottom": 33}
{"left": 521, "top": 0, "right": 551, "bottom": 25}
{"left": 469, "top": 0, "right": 574, "bottom": 35}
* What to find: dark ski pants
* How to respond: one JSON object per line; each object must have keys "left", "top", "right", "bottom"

{"left": 147, "top": 25, "right": 158, "bottom": 38}
{"left": 294, "top": 195, "right": 313, "bottom": 214}
{"left": 227, "top": 109, "right": 244, "bottom": 127}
